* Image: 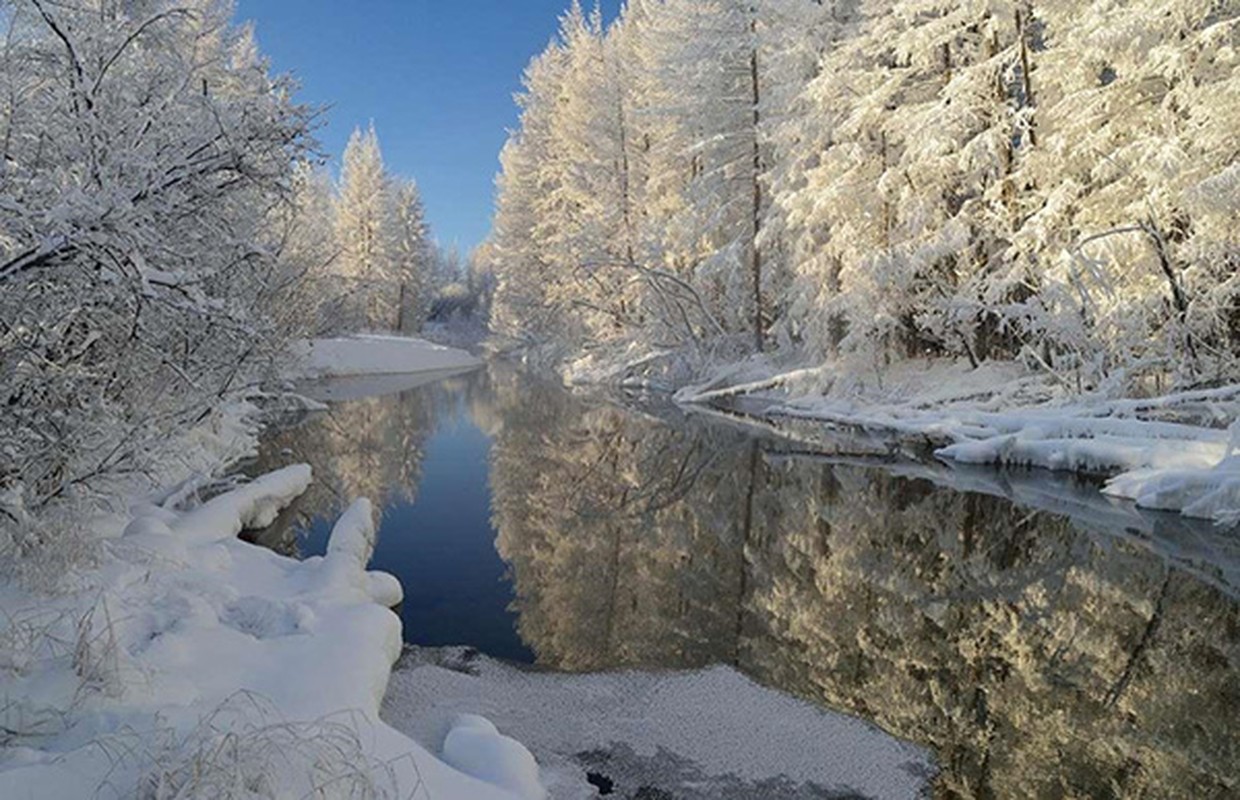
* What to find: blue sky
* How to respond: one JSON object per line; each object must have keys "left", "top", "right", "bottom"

{"left": 237, "top": 1, "right": 621, "bottom": 254}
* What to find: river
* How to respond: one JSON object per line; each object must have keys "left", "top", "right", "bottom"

{"left": 250, "top": 364, "right": 1240, "bottom": 799}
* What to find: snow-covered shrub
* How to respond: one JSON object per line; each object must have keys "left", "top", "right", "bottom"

{"left": 0, "top": 0, "right": 314, "bottom": 541}
{"left": 101, "top": 693, "right": 412, "bottom": 800}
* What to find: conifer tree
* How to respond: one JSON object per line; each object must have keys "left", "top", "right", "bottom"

{"left": 336, "top": 124, "right": 392, "bottom": 330}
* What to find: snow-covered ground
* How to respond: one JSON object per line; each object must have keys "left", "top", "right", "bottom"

{"left": 290, "top": 334, "right": 482, "bottom": 378}
{"left": 0, "top": 336, "right": 526, "bottom": 800}
{"left": 0, "top": 471, "right": 521, "bottom": 800}
{"left": 676, "top": 358, "right": 1240, "bottom": 525}
{"left": 383, "top": 647, "right": 933, "bottom": 800}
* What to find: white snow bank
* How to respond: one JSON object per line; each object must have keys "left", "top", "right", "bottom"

{"left": 296, "top": 368, "right": 478, "bottom": 403}
{"left": 0, "top": 471, "right": 525, "bottom": 800}
{"left": 1105, "top": 455, "right": 1240, "bottom": 526}
{"left": 167, "top": 464, "right": 314, "bottom": 543}
{"left": 681, "top": 357, "right": 1240, "bottom": 525}
{"left": 933, "top": 418, "right": 1240, "bottom": 524}
{"left": 382, "top": 647, "right": 932, "bottom": 800}
{"left": 442, "top": 713, "right": 546, "bottom": 800}
{"left": 326, "top": 496, "right": 378, "bottom": 565}
{"left": 290, "top": 334, "right": 481, "bottom": 379}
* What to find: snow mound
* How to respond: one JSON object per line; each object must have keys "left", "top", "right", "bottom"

{"left": 442, "top": 713, "right": 547, "bottom": 800}
{"left": 0, "top": 471, "right": 527, "bottom": 800}
{"left": 383, "top": 647, "right": 933, "bottom": 800}
{"left": 290, "top": 335, "right": 481, "bottom": 378}
{"left": 172, "top": 464, "right": 313, "bottom": 543}
{"left": 326, "top": 497, "right": 378, "bottom": 566}
{"left": 1105, "top": 457, "right": 1240, "bottom": 526}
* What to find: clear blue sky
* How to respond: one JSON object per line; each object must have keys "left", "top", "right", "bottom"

{"left": 236, "top": 1, "right": 621, "bottom": 254}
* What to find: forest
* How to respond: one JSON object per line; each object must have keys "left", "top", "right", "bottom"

{"left": 485, "top": 0, "right": 1240, "bottom": 394}
{"left": 1, "top": 1, "right": 1238, "bottom": 798}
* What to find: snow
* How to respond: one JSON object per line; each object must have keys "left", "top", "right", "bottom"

{"left": 296, "top": 368, "right": 479, "bottom": 403}
{"left": 170, "top": 464, "right": 314, "bottom": 543}
{"left": 0, "top": 334, "right": 526, "bottom": 799}
{"left": 1105, "top": 457, "right": 1240, "bottom": 526}
{"left": 677, "top": 358, "right": 1240, "bottom": 524}
{"left": 0, "top": 469, "right": 523, "bottom": 800}
{"left": 383, "top": 647, "right": 933, "bottom": 800}
{"left": 441, "top": 714, "right": 547, "bottom": 800}
{"left": 290, "top": 334, "right": 482, "bottom": 379}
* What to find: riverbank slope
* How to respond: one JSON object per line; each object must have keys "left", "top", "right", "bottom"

{"left": 0, "top": 337, "right": 530, "bottom": 800}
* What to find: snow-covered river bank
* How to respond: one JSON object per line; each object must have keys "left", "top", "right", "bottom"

{"left": 250, "top": 363, "right": 1239, "bottom": 799}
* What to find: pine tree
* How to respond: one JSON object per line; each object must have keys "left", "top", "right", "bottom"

{"left": 488, "top": 34, "right": 575, "bottom": 352}
{"left": 387, "top": 178, "right": 433, "bottom": 332}
{"left": 336, "top": 124, "right": 392, "bottom": 331}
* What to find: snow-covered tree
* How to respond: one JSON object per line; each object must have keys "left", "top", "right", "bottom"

{"left": 1001, "top": 0, "right": 1240, "bottom": 388}
{"left": 0, "top": 0, "right": 313, "bottom": 525}
{"left": 774, "top": 0, "right": 1043, "bottom": 366}
{"left": 537, "top": 3, "right": 645, "bottom": 344}
{"left": 274, "top": 162, "right": 343, "bottom": 336}
{"left": 387, "top": 178, "right": 434, "bottom": 332}
{"left": 633, "top": 0, "right": 767, "bottom": 346}
{"left": 335, "top": 124, "right": 393, "bottom": 331}
{"left": 487, "top": 36, "right": 575, "bottom": 354}
{"left": 486, "top": 0, "right": 1238, "bottom": 393}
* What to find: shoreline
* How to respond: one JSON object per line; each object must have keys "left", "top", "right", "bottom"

{"left": 664, "top": 357, "right": 1240, "bottom": 526}
{"left": 0, "top": 337, "right": 524, "bottom": 800}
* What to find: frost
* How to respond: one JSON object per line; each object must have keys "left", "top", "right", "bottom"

{"left": 385, "top": 648, "right": 933, "bottom": 800}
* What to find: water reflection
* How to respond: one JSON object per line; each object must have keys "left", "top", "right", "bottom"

{"left": 487, "top": 373, "right": 1240, "bottom": 799}
{"left": 250, "top": 370, "right": 481, "bottom": 557}
{"left": 254, "top": 365, "right": 1240, "bottom": 798}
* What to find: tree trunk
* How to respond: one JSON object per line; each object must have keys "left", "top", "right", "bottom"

{"left": 1016, "top": 6, "right": 1037, "bottom": 147}
{"left": 750, "top": 11, "right": 765, "bottom": 352}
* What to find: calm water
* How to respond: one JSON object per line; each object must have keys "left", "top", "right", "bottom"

{"left": 252, "top": 365, "right": 1240, "bottom": 799}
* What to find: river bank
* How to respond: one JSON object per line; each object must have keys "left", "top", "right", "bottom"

{"left": 0, "top": 337, "right": 530, "bottom": 800}
{"left": 573, "top": 350, "right": 1240, "bottom": 526}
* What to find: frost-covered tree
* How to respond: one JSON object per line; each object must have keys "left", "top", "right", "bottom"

{"left": 487, "top": 0, "right": 1238, "bottom": 393}
{"left": 387, "top": 178, "right": 434, "bottom": 332}
{"left": 536, "top": 3, "right": 645, "bottom": 344}
{"left": 0, "top": 0, "right": 313, "bottom": 527}
{"left": 487, "top": 37, "right": 575, "bottom": 354}
{"left": 489, "top": 0, "right": 836, "bottom": 357}
{"left": 774, "top": 0, "right": 1044, "bottom": 365}
{"left": 329, "top": 125, "right": 436, "bottom": 335}
{"left": 633, "top": 0, "right": 768, "bottom": 346}
{"left": 335, "top": 124, "right": 393, "bottom": 330}
{"left": 275, "top": 162, "right": 343, "bottom": 336}
{"left": 1001, "top": 0, "right": 1240, "bottom": 388}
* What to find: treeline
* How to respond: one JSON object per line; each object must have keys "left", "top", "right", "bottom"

{"left": 485, "top": 0, "right": 1240, "bottom": 389}
{"left": 289, "top": 125, "right": 448, "bottom": 337}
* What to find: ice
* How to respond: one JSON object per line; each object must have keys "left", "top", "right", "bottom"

{"left": 383, "top": 647, "right": 933, "bottom": 800}
{"left": 679, "top": 358, "right": 1240, "bottom": 524}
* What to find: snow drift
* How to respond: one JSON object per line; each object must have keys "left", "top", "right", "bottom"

{"left": 0, "top": 469, "right": 532, "bottom": 800}
{"left": 291, "top": 335, "right": 482, "bottom": 379}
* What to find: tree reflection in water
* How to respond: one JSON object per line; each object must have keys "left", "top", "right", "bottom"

{"left": 253, "top": 365, "right": 1239, "bottom": 798}
{"left": 248, "top": 371, "right": 484, "bottom": 557}
{"left": 489, "top": 371, "right": 1240, "bottom": 800}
